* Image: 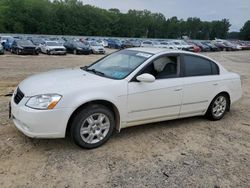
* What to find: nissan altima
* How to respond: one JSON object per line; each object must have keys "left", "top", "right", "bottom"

{"left": 10, "top": 48, "right": 242, "bottom": 149}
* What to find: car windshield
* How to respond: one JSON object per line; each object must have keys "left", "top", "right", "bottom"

{"left": 46, "top": 42, "right": 60, "bottom": 46}
{"left": 75, "top": 42, "right": 86, "bottom": 47}
{"left": 90, "top": 42, "right": 101, "bottom": 46}
{"left": 86, "top": 50, "right": 153, "bottom": 79}
{"left": 17, "top": 40, "right": 33, "bottom": 45}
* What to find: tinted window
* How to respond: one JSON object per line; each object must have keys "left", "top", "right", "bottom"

{"left": 183, "top": 55, "right": 218, "bottom": 76}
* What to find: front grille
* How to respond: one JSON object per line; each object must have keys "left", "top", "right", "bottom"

{"left": 14, "top": 88, "right": 24, "bottom": 104}
{"left": 54, "top": 48, "right": 64, "bottom": 51}
{"left": 24, "top": 47, "right": 35, "bottom": 50}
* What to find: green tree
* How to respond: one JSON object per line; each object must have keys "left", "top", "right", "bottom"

{"left": 240, "top": 20, "right": 250, "bottom": 40}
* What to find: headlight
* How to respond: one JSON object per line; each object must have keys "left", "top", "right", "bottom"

{"left": 26, "top": 94, "right": 62, "bottom": 110}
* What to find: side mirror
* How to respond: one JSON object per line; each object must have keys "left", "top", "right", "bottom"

{"left": 136, "top": 73, "right": 155, "bottom": 83}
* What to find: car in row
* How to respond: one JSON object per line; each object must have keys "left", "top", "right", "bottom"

{"left": 1, "top": 35, "right": 250, "bottom": 55}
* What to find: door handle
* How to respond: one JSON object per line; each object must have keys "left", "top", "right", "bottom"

{"left": 213, "top": 83, "right": 218, "bottom": 86}
{"left": 174, "top": 88, "right": 182, "bottom": 91}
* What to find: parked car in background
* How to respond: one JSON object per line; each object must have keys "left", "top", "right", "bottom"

{"left": 121, "top": 40, "right": 141, "bottom": 49}
{"left": 40, "top": 41, "right": 66, "bottom": 55}
{"left": 3, "top": 37, "right": 15, "bottom": 51}
{"left": 88, "top": 41, "right": 105, "bottom": 54}
{"left": 0, "top": 36, "right": 13, "bottom": 46}
{"left": 172, "top": 40, "right": 194, "bottom": 52}
{"left": 159, "top": 41, "right": 178, "bottom": 50}
{"left": 191, "top": 41, "right": 210, "bottom": 52}
{"left": 107, "top": 39, "right": 122, "bottom": 49}
{"left": 97, "top": 39, "right": 108, "bottom": 47}
{"left": 201, "top": 41, "right": 220, "bottom": 52}
{"left": 0, "top": 44, "right": 4, "bottom": 55}
{"left": 141, "top": 41, "right": 154, "bottom": 47}
{"left": 31, "top": 38, "right": 45, "bottom": 47}
{"left": 186, "top": 42, "right": 201, "bottom": 53}
{"left": 64, "top": 40, "right": 91, "bottom": 55}
{"left": 11, "top": 40, "right": 38, "bottom": 55}
{"left": 213, "top": 39, "right": 241, "bottom": 51}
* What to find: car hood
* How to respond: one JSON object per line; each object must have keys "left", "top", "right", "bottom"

{"left": 20, "top": 45, "right": 36, "bottom": 48}
{"left": 18, "top": 68, "right": 112, "bottom": 96}
{"left": 92, "top": 46, "right": 103, "bottom": 50}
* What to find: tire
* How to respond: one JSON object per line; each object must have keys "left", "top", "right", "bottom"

{"left": 206, "top": 93, "right": 229, "bottom": 120}
{"left": 73, "top": 49, "right": 77, "bottom": 55}
{"left": 70, "top": 104, "right": 115, "bottom": 149}
{"left": 46, "top": 50, "right": 50, "bottom": 55}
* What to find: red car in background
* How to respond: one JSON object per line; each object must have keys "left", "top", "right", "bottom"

{"left": 187, "top": 42, "right": 201, "bottom": 53}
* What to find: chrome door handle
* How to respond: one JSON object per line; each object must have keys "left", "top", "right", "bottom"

{"left": 174, "top": 88, "right": 182, "bottom": 91}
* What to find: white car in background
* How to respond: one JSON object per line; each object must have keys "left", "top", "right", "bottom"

{"left": 10, "top": 48, "right": 242, "bottom": 149}
{"left": 171, "top": 40, "right": 193, "bottom": 51}
{"left": 158, "top": 41, "right": 178, "bottom": 50}
{"left": 141, "top": 41, "right": 154, "bottom": 47}
{"left": 40, "top": 41, "right": 66, "bottom": 55}
{"left": 97, "top": 39, "right": 108, "bottom": 47}
{"left": 88, "top": 41, "right": 105, "bottom": 54}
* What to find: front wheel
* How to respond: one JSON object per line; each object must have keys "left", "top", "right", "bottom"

{"left": 70, "top": 104, "right": 115, "bottom": 149}
{"left": 206, "top": 94, "right": 229, "bottom": 120}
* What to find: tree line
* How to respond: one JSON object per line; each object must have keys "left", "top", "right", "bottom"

{"left": 0, "top": 0, "right": 249, "bottom": 40}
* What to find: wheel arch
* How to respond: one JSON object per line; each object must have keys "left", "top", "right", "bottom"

{"left": 66, "top": 100, "right": 121, "bottom": 137}
{"left": 208, "top": 91, "right": 231, "bottom": 112}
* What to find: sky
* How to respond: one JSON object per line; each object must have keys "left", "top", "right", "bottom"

{"left": 82, "top": 0, "right": 250, "bottom": 31}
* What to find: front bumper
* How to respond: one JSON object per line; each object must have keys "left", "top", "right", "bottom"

{"left": 93, "top": 49, "right": 105, "bottom": 54}
{"left": 10, "top": 95, "right": 73, "bottom": 138}
{"left": 18, "top": 48, "right": 37, "bottom": 55}
{"left": 49, "top": 50, "right": 66, "bottom": 55}
{"left": 77, "top": 49, "right": 91, "bottom": 54}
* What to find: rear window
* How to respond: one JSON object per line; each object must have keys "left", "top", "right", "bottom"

{"left": 183, "top": 55, "right": 219, "bottom": 76}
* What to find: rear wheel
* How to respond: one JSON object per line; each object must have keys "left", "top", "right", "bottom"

{"left": 206, "top": 94, "right": 229, "bottom": 120}
{"left": 70, "top": 104, "right": 115, "bottom": 149}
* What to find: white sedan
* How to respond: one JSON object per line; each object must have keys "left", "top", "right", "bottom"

{"left": 40, "top": 41, "right": 66, "bottom": 55}
{"left": 10, "top": 48, "right": 242, "bottom": 149}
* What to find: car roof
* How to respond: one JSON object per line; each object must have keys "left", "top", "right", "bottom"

{"left": 128, "top": 47, "right": 180, "bottom": 54}
{"left": 127, "top": 47, "right": 218, "bottom": 61}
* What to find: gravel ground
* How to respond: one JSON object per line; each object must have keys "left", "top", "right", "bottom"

{"left": 0, "top": 50, "right": 249, "bottom": 188}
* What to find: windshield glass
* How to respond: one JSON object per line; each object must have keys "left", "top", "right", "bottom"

{"left": 17, "top": 40, "right": 33, "bottom": 45}
{"left": 90, "top": 41, "right": 101, "bottom": 46}
{"left": 46, "top": 41, "right": 60, "bottom": 46}
{"left": 75, "top": 42, "right": 86, "bottom": 47}
{"left": 87, "top": 50, "right": 152, "bottom": 79}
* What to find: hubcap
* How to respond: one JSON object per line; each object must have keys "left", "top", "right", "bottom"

{"left": 212, "top": 96, "right": 227, "bottom": 117}
{"left": 80, "top": 113, "right": 110, "bottom": 144}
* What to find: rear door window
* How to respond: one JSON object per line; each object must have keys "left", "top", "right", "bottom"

{"left": 182, "top": 55, "right": 219, "bottom": 76}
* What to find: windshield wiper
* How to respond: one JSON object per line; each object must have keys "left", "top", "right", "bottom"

{"left": 82, "top": 67, "right": 106, "bottom": 76}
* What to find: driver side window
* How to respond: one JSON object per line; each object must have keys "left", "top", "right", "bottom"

{"left": 141, "top": 55, "right": 180, "bottom": 79}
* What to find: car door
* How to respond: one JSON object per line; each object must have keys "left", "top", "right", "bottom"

{"left": 180, "top": 54, "right": 220, "bottom": 117}
{"left": 127, "top": 54, "right": 183, "bottom": 126}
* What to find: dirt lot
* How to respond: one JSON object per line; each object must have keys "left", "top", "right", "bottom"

{"left": 0, "top": 50, "right": 249, "bottom": 188}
